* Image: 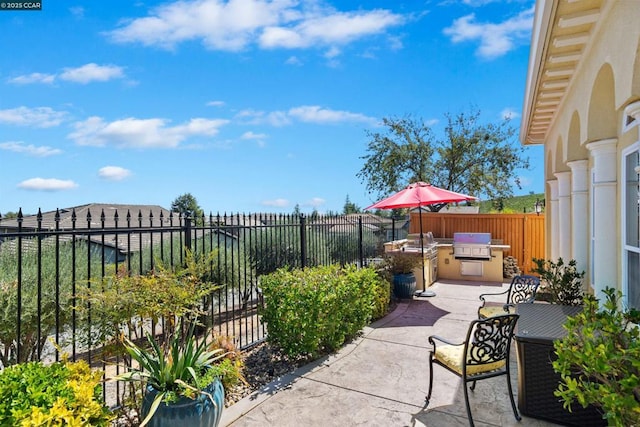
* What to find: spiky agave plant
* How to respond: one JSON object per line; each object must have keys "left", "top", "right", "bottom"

{"left": 117, "top": 321, "right": 227, "bottom": 426}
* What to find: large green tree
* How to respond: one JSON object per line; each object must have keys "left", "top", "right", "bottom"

{"left": 358, "top": 108, "right": 530, "bottom": 206}
{"left": 170, "top": 193, "right": 204, "bottom": 220}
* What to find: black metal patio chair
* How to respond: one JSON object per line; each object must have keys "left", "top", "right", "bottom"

{"left": 425, "top": 314, "right": 520, "bottom": 427}
{"left": 477, "top": 274, "right": 540, "bottom": 319}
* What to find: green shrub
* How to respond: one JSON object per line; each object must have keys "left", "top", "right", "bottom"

{"left": 0, "top": 240, "right": 103, "bottom": 365}
{"left": 369, "top": 268, "right": 391, "bottom": 320}
{"left": 78, "top": 249, "right": 221, "bottom": 352}
{"left": 0, "top": 358, "right": 113, "bottom": 426}
{"left": 532, "top": 257, "right": 584, "bottom": 305}
{"left": 259, "top": 264, "right": 379, "bottom": 358}
{"left": 206, "top": 333, "right": 246, "bottom": 392}
{"left": 553, "top": 288, "right": 640, "bottom": 426}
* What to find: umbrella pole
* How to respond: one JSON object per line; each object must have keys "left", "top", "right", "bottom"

{"left": 416, "top": 208, "right": 435, "bottom": 297}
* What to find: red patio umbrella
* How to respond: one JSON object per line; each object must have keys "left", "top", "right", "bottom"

{"left": 366, "top": 182, "right": 478, "bottom": 297}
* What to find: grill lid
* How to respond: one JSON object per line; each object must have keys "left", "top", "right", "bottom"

{"left": 453, "top": 232, "right": 491, "bottom": 244}
{"left": 453, "top": 233, "right": 491, "bottom": 260}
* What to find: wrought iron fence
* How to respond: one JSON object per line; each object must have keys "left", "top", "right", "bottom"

{"left": 0, "top": 207, "right": 393, "bottom": 374}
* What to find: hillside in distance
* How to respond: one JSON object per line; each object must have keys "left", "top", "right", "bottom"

{"left": 478, "top": 193, "right": 545, "bottom": 214}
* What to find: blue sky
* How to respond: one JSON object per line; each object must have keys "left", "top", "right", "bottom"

{"left": 0, "top": 0, "right": 541, "bottom": 216}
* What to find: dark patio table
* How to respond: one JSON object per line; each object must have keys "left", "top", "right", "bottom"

{"left": 514, "top": 303, "right": 606, "bottom": 427}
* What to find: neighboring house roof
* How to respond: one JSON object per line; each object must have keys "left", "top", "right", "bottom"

{"left": 0, "top": 203, "right": 234, "bottom": 254}
{"left": 311, "top": 214, "right": 389, "bottom": 233}
{"left": 0, "top": 203, "right": 175, "bottom": 230}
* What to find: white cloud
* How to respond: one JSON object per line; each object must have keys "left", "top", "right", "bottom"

{"left": 324, "top": 46, "right": 341, "bottom": 59}
{"left": 70, "top": 6, "right": 84, "bottom": 18}
{"left": 69, "top": 116, "right": 229, "bottom": 148}
{"left": 0, "top": 141, "right": 62, "bottom": 157}
{"left": 285, "top": 55, "right": 303, "bottom": 66}
{"left": 18, "top": 178, "right": 78, "bottom": 191}
{"left": 262, "top": 198, "right": 289, "bottom": 208}
{"left": 59, "top": 63, "right": 125, "bottom": 84}
{"left": 236, "top": 105, "right": 376, "bottom": 126}
{"left": 108, "top": 0, "right": 294, "bottom": 50}
{"left": 500, "top": 107, "right": 520, "bottom": 120}
{"left": 235, "top": 109, "right": 292, "bottom": 127}
{"left": 7, "top": 73, "right": 56, "bottom": 85}
{"left": 305, "top": 197, "right": 325, "bottom": 207}
{"left": 0, "top": 106, "right": 67, "bottom": 128}
{"left": 288, "top": 105, "right": 377, "bottom": 125}
{"left": 107, "top": 0, "right": 404, "bottom": 54}
{"left": 241, "top": 131, "right": 267, "bottom": 140}
{"left": 98, "top": 166, "right": 132, "bottom": 181}
{"left": 260, "top": 9, "right": 404, "bottom": 49}
{"left": 206, "top": 100, "right": 225, "bottom": 107}
{"left": 462, "top": 0, "right": 501, "bottom": 6}
{"left": 443, "top": 7, "right": 534, "bottom": 59}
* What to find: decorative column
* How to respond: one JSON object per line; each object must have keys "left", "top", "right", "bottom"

{"left": 586, "top": 138, "right": 618, "bottom": 299}
{"left": 547, "top": 180, "right": 559, "bottom": 261}
{"left": 567, "top": 160, "right": 589, "bottom": 275}
{"left": 554, "top": 171, "right": 572, "bottom": 260}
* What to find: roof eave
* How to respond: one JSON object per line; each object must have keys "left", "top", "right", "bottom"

{"left": 520, "top": 0, "right": 557, "bottom": 146}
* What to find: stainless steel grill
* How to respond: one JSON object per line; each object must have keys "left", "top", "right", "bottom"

{"left": 404, "top": 232, "right": 438, "bottom": 286}
{"left": 453, "top": 232, "right": 491, "bottom": 260}
{"left": 405, "top": 232, "right": 437, "bottom": 257}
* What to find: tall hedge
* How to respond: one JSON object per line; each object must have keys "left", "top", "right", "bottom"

{"left": 259, "top": 264, "right": 386, "bottom": 358}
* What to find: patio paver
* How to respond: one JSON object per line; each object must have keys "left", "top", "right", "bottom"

{"left": 221, "top": 280, "right": 565, "bottom": 426}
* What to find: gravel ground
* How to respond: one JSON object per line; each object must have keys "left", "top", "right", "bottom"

{"left": 224, "top": 342, "right": 311, "bottom": 407}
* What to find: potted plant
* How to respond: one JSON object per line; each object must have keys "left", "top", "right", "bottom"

{"left": 531, "top": 257, "right": 584, "bottom": 305}
{"left": 117, "top": 321, "right": 227, "bottom": 427}
{"left": 552, "top": 288, "right": 640, "bottom": 426}
{"left": 385, "top": 252, "right": 421, "bottom": 298}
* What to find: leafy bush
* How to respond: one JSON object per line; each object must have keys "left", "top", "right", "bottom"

{"left": 0, "top": 358, "right": 112, "bottom": 426}
{"left": 327, "top": 231, "right": 379, "bottom": 266}
{"left": 259, "top": 264, "right": 379, "bottom": 358}
{"left": 206, "top": 333, "right": 246, "bottom": 392}
{"left": 370, "top": 269, "right": 392, "bottom": 320}
{"left": 532, "top": 257, "right": 584, "bottom": 305}
{"left": 0, "top": 240, "right": 104, "bottom": 365}
{"left": 78, "top": 250, "right": 221, "bottom": 351}
{"left": 553, "top": 288, "right": 640, "bottom": 426}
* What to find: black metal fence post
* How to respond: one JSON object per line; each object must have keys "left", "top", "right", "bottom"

{"left": 300, "top": 214, "right": 307, "bottom": 269}
{"left": 16, "top": 209, "right": 23, "bottom": 364}
{"left": 358, "top": 216, "right": 364, "bottom": 267}
{"left": 392, "top": 216, "right": 396, "bottom": 241}
{"left": 184, "top": 215, "right": 192, "bottom": 256}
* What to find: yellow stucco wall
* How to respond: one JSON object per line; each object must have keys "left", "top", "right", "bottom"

{"left": 436, "top": 245, "right": 506, "bottom": 283}
{"left": 536, "top": 1, "right": 640, "bottom": 292}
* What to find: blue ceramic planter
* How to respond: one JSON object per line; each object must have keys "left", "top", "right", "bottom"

{"left": 393, "top": 273, "right": 416, "bottom": 298}
{"left": 141, "top": 378, "right": 224, "bottom": 427}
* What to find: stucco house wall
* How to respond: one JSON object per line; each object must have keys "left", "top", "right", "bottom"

{"left": 521, "top": 0, "right": 640, "bottom": 308}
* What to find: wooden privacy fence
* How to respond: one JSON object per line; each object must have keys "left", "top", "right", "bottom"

{"left": 410, "top": 213, "right": 545, "bottom": 274}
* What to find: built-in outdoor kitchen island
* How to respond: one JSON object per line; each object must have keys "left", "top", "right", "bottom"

{"left": 385, "top": 232, "right": 509, "bottom": 286}
{"left": 438, "top": 232, "right": 510, "bottom": 283}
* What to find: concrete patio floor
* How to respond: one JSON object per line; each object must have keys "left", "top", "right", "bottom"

{"left": 221, "top": 280, "right": 566, "bottom": 427}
